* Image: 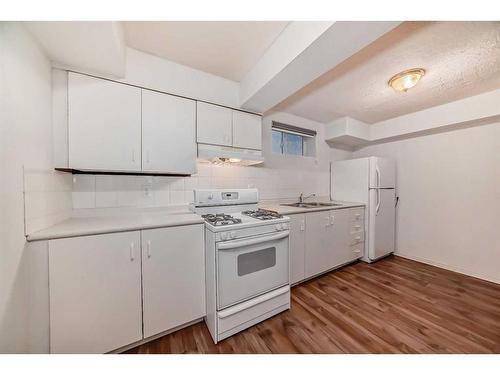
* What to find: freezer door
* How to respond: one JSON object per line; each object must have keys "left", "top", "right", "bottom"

{"left": 368, "top": 189, "right": 396, "bottom": 261}
{"left": 369, "top": 157, "right": 396, "bottom": 188}
{"left": 331, "top": 158, "right": 370, "bottom": 202}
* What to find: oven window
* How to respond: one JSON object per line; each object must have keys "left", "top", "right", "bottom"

{"left": 237, "top": 247, "right": 276, "bottom": 276}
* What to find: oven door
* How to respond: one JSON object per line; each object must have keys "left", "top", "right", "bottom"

{"left": 216, "top": 231, "right": 289, "bottom": 310}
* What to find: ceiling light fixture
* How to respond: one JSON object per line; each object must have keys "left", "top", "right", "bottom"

{"left": 388, "top": 68, "right": 425, "bottom": 92}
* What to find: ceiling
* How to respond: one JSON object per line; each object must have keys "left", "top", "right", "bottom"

{"left": 124, "top": 21, "right": 289, "bottom": 82}
{"left": 273, "top": 21, "right": 500, "bottom": 124}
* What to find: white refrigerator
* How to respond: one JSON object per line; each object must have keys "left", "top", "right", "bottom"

{"left": 330, "top": 156, "right": 396, "bottom": 263}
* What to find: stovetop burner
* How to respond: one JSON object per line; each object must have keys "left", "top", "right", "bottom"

{"left": 202, "top": 213, "right": 243, "bottom": 226}
{"left": 241, "top": 208, "right": 283, "bottom": 220}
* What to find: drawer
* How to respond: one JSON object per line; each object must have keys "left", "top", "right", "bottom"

{"left": 351, "top": 243, "right": 364, "bottom": 259}
{"left": 217, "top": 285, "right": 290, "bottom": 337}
{"left": 350, "top": 222, "right": 364, "bottom": 233}
{"left": 350, "top": 208, "right": 365, "bottom": 223}
{"left": 350, "top": 230, "right": 364, "bottom": 245}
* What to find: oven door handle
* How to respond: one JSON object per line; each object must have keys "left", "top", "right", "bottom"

{"left": 218, "top": 231, "right": 289, "bottom": 250}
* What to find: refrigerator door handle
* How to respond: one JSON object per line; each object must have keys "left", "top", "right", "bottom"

{"left": 376, "top": 188, "right": 381, "bottom": 215}
{"left": 375, "top": 165, "right": 381, "bottom": 187}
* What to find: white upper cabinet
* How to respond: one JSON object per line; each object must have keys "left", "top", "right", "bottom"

{"left": 232, "top": 111, "right": 262, "bottom": 150}
{"left": 142, "top": 90, "right": 196, "bottom": 174}
{"left": 196, "top": 101, "right": 233, "bottom": 146}
{"left": 68, "top": 72, "right": 142, "bottom": 171}
{"left": 48, "top": 231, "right": 143, "bottom": 353}
{"left": 141, "top": 224, "right": 205, "bottom": 339}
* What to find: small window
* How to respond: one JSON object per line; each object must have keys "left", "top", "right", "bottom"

{"left": 271, "top": 121, "right": 316, "bottom": 157}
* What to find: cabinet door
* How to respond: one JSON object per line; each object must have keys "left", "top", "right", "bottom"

{"left": 232, "top": 111, "right": 262, "bottom": 150}
{"left": 142, "top": 90, "right": 197, "bottom": 174}
{"left": 68, "top": 72, "right": 142, "bottom": 171}
{"left": 304, "top": 210, "right": 333, "bottom": 278}
{"left": 289, "top": 214, "right": 306, "bottom": 284}
{"left": 196, "top": 101, "right": 232, "bottom": 146}
{"left": 142, "top": 224, "right": 205, "bottom": 338}
{"left": 49, "top": 232, "right": 142, "bottom": 353}
{"left": 329, "top": 209, "right": 353, "bottom": 267}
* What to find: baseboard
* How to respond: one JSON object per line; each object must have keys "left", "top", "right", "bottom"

{"left": 111, "top": 317, "right": 204, "bottom": 354}
{"left": 395, "top": 252, "right": 500, "bottom": 285}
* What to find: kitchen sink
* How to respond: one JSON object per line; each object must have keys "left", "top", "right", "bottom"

{"left": 280, "top": 202, "right": 344, "bottom": 208}
{"left": 303, "top": 202, "right": 343, "bottom": 207}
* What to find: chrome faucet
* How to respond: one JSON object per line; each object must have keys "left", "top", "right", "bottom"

{"left": 299, "top": 193, "right": 316, "bottom": 203}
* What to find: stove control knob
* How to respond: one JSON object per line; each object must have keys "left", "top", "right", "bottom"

{"left": 220, "top": 232, "right": 228, "bottom": 241}
{"left": 230, "top": 231, "right": 236, "bottom": 239}
{"left": 275, "top": 224, "right": 282, "bottom": 231}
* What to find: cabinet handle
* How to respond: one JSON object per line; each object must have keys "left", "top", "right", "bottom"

{"left": 129, "top": 242, "right": 135, "bottom": 261}
{"left": 353, "top": 225, "right": 361, "bottom": 230}
{"left": 132, "top": 149, "right": 136, "bottom": 163}
{"left": 325, "top": 217, "right": 330, "bottom": 227}
{"left": 300, "top": 220, "right": 305, "bottom": 231}
{"left": 330, "top": 215, "right": 335, "bottom": 225}
{"left": 353, "top": 248, "right": 361, "bottom": 254}
{"left": 146, "top": 150, "right": 150, "bottom": 164}
{"left": 146, "top": 240, "right": 151, "bottom": 258}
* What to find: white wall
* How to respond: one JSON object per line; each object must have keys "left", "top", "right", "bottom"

{"left": 0, "top": 22, "right": 59, "bottom": 353}
{"left": 354, "top": 122, "right": 500, "bottom": 283}
{"left": 72, "top": 112, "right": 352, "bottom": 209}
{"left": 119, "top": 48, "right": 241, "bottom": 109}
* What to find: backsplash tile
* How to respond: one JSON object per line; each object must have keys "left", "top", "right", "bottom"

{"left": 70, "top": 162, "right": 330, "bottom": 210}
{"left": 24, "top": 168, "right": 73, "bottom": 234}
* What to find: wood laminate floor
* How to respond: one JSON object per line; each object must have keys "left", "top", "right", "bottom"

{"left": 125, "top": 255, "right": 500, "bottom": 354}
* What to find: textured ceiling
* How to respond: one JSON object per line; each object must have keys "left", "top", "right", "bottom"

{"left": 124, "top": 21, "right": 289, "bottom": 81}
{"left": 273, "top": 21, "right": 500, "bottom": 124}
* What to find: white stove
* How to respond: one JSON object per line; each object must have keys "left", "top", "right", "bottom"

{"left": 191, "top": 189, "right": 291, "bottom": 343}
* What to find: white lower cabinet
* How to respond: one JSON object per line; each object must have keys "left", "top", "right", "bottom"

{"left": 48, "top": 224, "right": 206, "bottom": 353}
{"left": 141, "top": 224, "right": 205, "bottom": 338}
{"left": 304, "top": 210, "right": 333, "bottom": 278}
{"left": 291, "top": 207, "right": 365, "bottom": 283}
{"left": 48, "top": 231, "right": 143, "bottom": 353}
{"left": 329, "top": 209, "right": 357, "bottom": 266}
{"left": 289, "top": 214, "right": 306, "bottom": 284}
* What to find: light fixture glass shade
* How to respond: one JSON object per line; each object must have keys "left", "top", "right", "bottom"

{"left": 388, "top": 68, "right": 425, "bottom": 92}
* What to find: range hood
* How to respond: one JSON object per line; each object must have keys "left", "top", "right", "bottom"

{"left": 197, "top": 144, "right": 264, "bottom": 166}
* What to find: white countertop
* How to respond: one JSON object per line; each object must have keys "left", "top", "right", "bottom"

{"left": 26, "top": 199, "right": 365, "bottom": 242}
{"left": 259, "top": 199, "right": 365, "bottom": 215}
{"left": 26, "top": 208, "right": 204, "bottom": 242}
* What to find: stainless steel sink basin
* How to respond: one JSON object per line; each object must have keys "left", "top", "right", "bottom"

{"left": 280, "top": 203, "right": 312, "bottom": 208}
{"left": 280, "top": 202, "right": 344, "bottom": 208}
{"left": 303, "top": 202, "right": 343, "bottom": 207}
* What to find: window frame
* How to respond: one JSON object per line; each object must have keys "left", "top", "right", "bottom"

{"left": 271, "top": 122, "right": 316, "bottom": 157}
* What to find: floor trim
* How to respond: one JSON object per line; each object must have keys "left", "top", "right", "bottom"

{"left": 111, "top": 318, "right": 204, "bottom": 354}
{"left": 394, "top": 252, "right": 500, "bottom": 285}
